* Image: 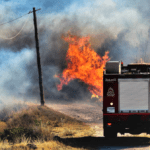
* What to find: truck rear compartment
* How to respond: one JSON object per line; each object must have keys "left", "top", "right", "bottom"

{"left": 118, "top": 79, "right": 150, "bottom": 113}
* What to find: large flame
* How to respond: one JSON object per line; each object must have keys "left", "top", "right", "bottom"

{"left": 56, "top": 33, "right": 110, "bottom": 101}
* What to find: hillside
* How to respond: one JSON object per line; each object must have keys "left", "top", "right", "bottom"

{"left": 0, "top": 104, "right": 95, "bottom": 150}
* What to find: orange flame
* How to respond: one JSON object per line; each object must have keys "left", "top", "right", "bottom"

{"left": 56, "top": 33, "right": 110, "bottom": 101}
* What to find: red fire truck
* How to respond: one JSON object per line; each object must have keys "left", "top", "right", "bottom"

{"left": 103, "top": 61, "right": 150, "bottom": 138}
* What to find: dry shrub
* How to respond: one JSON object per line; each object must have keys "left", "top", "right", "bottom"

{"left": 0, "top": 121, "right": 7, "bottom": 133}
{"left": 0, "top": 127, "right": 43, "bottom": 144}
{"left": 6, "top": 106, "right": 39, "bottom": 129}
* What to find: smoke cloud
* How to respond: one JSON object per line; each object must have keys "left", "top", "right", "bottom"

{"left": 0, "top": 0, "right": 149, "bottom": 107}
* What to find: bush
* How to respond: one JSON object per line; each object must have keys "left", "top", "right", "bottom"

{"left": 0, "top": 127, "right": 43, "bottom": 144}
{"left": 34, "top": 119, "right": 42, "bottom": 126}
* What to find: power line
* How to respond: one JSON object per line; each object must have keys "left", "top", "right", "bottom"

{"left": 0, "top": 11, "right": 31, "bottom": 27}
{"left": 0, "top": 14, "right": 31, "bottom": 40}
{"left": 0, "top": 9, "right": 50, "bottom": 28}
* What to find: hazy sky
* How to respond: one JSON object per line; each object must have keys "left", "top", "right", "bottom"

{"left": 0, "top": 0, "right": 150, "bottom": 106}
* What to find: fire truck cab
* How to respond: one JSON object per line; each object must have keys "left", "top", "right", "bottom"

{"left": 103, "top": 61, "right": 150, "bottom": 138}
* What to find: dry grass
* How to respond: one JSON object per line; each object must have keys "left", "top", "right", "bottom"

{"left": 0, "top": 139, "right": 88, "bottom": 150}
{"left": 0, "top": 139, "right": 87, "bottom": 150}
{"left": 0, "top": 103, "right": 95, "bottom": 150}
{"left": 52, "top": 123, "right": 95, "bottom": 138}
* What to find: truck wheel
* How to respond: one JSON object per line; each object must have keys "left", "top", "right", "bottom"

{"left": 104, "top": 128, "right": 117, "bottom": 138}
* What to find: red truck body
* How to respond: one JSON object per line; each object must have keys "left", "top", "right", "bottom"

{"left": 103, "top": 61, "right": 150, "bottom": 138}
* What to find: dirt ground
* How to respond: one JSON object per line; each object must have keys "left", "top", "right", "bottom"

{"left": 46, "top": 102, "right": 150, "bottom": 138}
{"left": 47, "top": 102, "right": 103, "bottom": 137}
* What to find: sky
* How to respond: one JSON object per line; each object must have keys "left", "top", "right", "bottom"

{"left": 0, "top": 0, "right": 150, "bottom": 107}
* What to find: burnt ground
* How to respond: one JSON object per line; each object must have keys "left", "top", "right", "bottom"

{"left": 46, "top": 102, "right": 150, "bottom": 150}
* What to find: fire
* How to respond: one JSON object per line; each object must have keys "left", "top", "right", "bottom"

{"left": 56, "top": 33, "right": 110, "bottom": 101}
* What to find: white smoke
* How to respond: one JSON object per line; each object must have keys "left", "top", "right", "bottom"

{"left": 0, "top": 0, "right": 149, "bottom": 109}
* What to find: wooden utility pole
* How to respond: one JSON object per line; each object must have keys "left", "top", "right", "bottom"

{"left": 31, "top": 7, "right": 45, "bottom": 106}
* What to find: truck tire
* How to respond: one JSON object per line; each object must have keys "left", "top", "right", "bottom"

{"left": 104, "top": 127, "right": 117, "bottom": 138}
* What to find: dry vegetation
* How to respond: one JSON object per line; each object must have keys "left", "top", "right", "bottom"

{"left": 0, "top": 103, "right": 95, "bottom": 150}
